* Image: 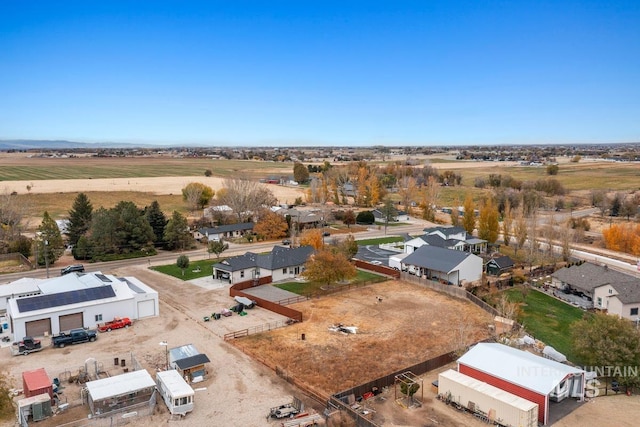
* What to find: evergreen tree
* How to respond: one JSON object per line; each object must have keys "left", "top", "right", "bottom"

{"left": 145, "top": 200, "right": 168, "bottom": 246}
{"left": 36, "top": 211, "right": 64, "bottom": 266}
{"left": 164, "top": 211, "right": 193, "bottom": 250}
{"left": 67, "top": 193, "right": 93, "bottom": 246}
{"left": 112, "top": 201, "right": 155, "bottom": 253}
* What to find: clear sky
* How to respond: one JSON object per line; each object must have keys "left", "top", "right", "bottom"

{"left": 1, "top": 1, "right": 639, "bottom": 147}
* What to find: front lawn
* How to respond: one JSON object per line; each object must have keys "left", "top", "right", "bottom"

{"left": 356, "top": 236, "right": 404, "bottom": 246}
{"left": 505, "top": 287, "right": 586, "bottom": 362}
{"left": 151, "top": 258, "right": 225, "bottom": 280}
{"left": 275, "top": 270, "right": 385, "bottom": 295}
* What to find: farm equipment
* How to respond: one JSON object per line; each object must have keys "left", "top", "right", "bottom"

{"left": 268, "top": 397, "right": 304, "bottom": 420}
{"left": 11, "top": 336, "right": 43, "bottom": 356}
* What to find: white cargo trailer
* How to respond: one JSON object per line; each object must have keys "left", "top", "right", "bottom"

{"left": 388, "top": 253, "right": 410, "bottom": 271}
{"left": 156, "top": 370, "right": 195, "bottom": 416}
{"left": 438, "top": 369, "right": 538, "bottom": 427}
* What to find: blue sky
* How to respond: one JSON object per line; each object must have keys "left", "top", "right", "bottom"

{"left": 1, "top": 1, "right": 639, "bottom": 147}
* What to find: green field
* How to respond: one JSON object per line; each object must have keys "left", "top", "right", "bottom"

{"left": 0, "top": 158, "right": 291, "bottom": 182}
{"left": 505, "top": 287, "right": 586, "bottom": 362}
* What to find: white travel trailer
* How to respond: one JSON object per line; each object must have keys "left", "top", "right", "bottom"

{"left": 156, "top": 370, "right": 194, "bottom": 416}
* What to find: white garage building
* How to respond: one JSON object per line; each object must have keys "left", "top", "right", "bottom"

{"left": 5, "top": 272, "right": 158, "bottom": 339}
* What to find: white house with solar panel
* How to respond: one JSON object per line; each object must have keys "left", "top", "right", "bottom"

{"left": 4, "top": 272, "right": 158, "bottom": 339}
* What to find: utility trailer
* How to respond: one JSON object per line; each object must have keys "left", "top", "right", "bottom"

{"left": 268, "top": 397, "right": 304, "bottom": 420}
{"left": 11, "top": 337, "right": 43, "bottom": 356}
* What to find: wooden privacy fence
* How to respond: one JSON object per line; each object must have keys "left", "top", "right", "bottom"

{"left": 330, "top": 351, "right": 459, "bottom": 427}
{"left": 354, "top": 259, "right": 401, "bottom": 279}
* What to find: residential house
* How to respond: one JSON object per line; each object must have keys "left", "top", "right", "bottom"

{"left": 402, "top": 245, "right": 483, "bottom": 285}
{"left": 404, "top": 226, "right": 487, "bottom": 254}
{"left": 551, "top": 262, "right": 640, "bottom": 320}
{"left": 212, "top": 245, "right": 314, "bottom": 284}
{"left": 193, "top": 223, "right": 254, "bottom": 242}
{"left": 372, "top": 208, "right": 409, "bottom": 223}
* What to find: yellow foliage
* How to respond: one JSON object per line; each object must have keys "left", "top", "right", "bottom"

{"left": 602, "top": 223, "right": 640, "bottom": 256}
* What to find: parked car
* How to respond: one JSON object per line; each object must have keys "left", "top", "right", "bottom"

{"left": 97, "top": 317, "right": 132, "bottom": 332}
{"left": 60, "top": 264, "right": 85, "bottom": 275}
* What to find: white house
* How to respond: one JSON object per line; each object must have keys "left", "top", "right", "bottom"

{"left": 404, "top": 226, "right": 487, "bottom": 255}
{"left": 6, "top": 272, "right": 158, "bottom": 339}
{"left": 402, "top": 245, "right": 483, "bottom": 285}
{"left": 212, "top": 245, "right": 314, "bottom": 284}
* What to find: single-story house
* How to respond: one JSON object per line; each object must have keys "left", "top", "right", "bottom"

{"left": 213, "top": 245, "right": 314, "bottom": 284}
{"left": 193, "top": 223, "right": 254, "bottom": 242}
{"left": 372, "top": 208, "right": 409, "bottom": 222}
{"left": 402, "top": 245, "right": 483, "bottom": 285}
{"left": 278, "top": 208, "right": 325, "bottom": 230}
{"left": 485, "top": 255, "right": 515, "bottom": 276}
{"left": 168, "top": 344, "right": 210, "bottom": 383}
{"left": 551, "top": 262, "right": 640, "bottom": 319}
{"left": 85, "top": 370, "right": 156, "bottom": 417}
{"left": 5, "top": 272, "right": 158, "bottom": 339}
{"left": 457, "top": 343, "right": 585, "bottom": 425}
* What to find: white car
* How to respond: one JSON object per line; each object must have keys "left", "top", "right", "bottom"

{"left": 370, "top": 260, "right": 382, "bottom": 265}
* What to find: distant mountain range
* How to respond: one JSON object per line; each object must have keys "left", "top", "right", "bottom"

{"left": 0, "top": 140, "right": 151, "bottom": 150}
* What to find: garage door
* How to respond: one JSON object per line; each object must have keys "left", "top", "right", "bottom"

{"left": 26, "top": 319, "right": 52, "bottom": 337}
{"left": 59, "top": 313, "right": 84, "bottom": 332}
{"left": 137, "top": 300, "right": 156, "bottom": 318}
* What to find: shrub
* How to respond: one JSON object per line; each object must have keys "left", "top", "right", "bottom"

{"left": 356, "top": 211, "right": 375, "bottom": 224}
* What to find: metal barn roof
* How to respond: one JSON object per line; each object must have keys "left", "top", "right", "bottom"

{"left": 458, "top": 343, "right": 584, "bottom": 395}
{"left": 86, "top": 370, "right": 155, "bottom": 401}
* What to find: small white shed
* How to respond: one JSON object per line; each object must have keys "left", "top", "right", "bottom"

{"left": 156, "top": 370, "right": 195, "bottom": 416}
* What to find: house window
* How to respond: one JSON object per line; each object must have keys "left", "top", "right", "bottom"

{"left": 240, "top": 271, "right": 244, "bottom": 278}
{"left": 597, "top": 297, "right": 602, "bottom": 307}
{"left": 95, "top": 314, "right": 103, "bottom": 322}
{"left": 631, "top": 308, "right": 639, "bottom": 316}
{"left": 283, "top": 268, "right": 287, "bottom": 274}
{"left": 609, "top": 289, "right": 613, "bottom": 294}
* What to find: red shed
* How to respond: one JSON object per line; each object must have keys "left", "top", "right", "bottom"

{"left": 22, "top": 368, "right": 53, "bottom": 399}
{"left": 457, "top": 343, "right": 585, "bottom": 425}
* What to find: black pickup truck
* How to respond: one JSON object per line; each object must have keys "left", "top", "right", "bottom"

{"left": 51, "top": 328, "right": 97, "bottom": 348}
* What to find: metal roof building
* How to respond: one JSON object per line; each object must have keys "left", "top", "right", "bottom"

{"left": 457, "top": 343, "right": 585, "bottom": 425}
{"left": 86, "top": 370, "right": 156, "bottom": 416}
{"left": 6, "top": 272, "right": 158, "bottom": 339}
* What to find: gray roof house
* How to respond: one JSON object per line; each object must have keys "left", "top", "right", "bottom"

{"left": 213, "top": 246, "right": 314, "bottom": 284}
{"left": 193, "top": 223, "right": 254, "bottom": 242}
{"left": 552, "top": 262, "right": 640, "bottom": 320}
{"left": 402, "top": 245, "right": 483, "bottom": 286}
{"left": 405, "top": 226, "right": 487, "bottom": 255}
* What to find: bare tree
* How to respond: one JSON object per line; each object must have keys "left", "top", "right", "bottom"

{"left": 513, "top": 207, "right": 527, "bottom": 256}
{"left": 0, "top": 190, "right": 31, "bottom": 250}
{"left": 218, "top": 178, "right": 277, "bottom": 222}
{"left": 502, "top": 199, "right": 513, "bottom": 246}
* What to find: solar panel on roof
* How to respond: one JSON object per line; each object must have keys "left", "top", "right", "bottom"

{"left": 16, "top": 286, "right": 116, "bottom": 313}
{"left": 95, "top": 274, "right": 112, "bottom": 282}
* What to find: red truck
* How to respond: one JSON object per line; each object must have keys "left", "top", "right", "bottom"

{"left": 97, "top": 317, "right": 132, "bottom": 332}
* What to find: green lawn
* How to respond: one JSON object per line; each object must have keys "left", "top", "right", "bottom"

{"left": 505, "top": 288, "right": 586, "bottom": 362}
{"left": 151, "top": 258, "right": 226, "bottom": 280}
{"left": 356, "top": 236, "right": 405, "bottom": 246}
{"left": 275, "top": 270, "right": 385, "bottom": 295}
